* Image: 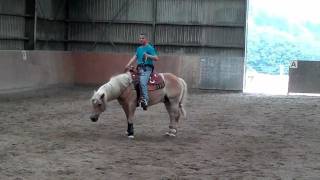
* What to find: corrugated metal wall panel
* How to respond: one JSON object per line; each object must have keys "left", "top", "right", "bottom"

{"left": 288, "top": 61, "right": 320, "bottom": 93}
{"left": 0, "top": 40, "right": 24, "bottom": 49}
{"left": 69, "top": 0, "right": 152, "bottom": 22}
{"left": 107, "top": 0, "right": 127, "bottom": 20}
{"left": 210, "top": 0, "right": 246, "bottom": 24}
{"left": 157, "top": 0, "right": 194, "bottom": 23}
{"left": 0, "top": 0, "right": 246, "bottom": 54}
{"left": 36, "top": 41, "right": 65, "bottom": 50}
{"left": 68, "top": 43, "right": 136, "bottom": 53}
{"left": 70, "top": 44, "right": 241, "bottom": 56}
{"left": 0, "top": 0, "right": 26, "bottom": 50}
{"left": 37, "top": 20, "right": 65, "bottom": 40}
{"left": 0, "top": 0, "right": 25, "bottom": 14}
{"left": 108, "top": 24, "right": 153, "bottom": 43}
{"left": 37, "top": 0, "right": 66, "bottom": 19}
{"left": 199, "top": 57, "right": 244, "bottom": 90}
{"left": 202, "top": 27, "right": 244, "bottom": 46}
{"left": 0, "top": 16, "right": 25, "bottom": 37}
{"left": 69, "top": 0, "right": 122, "bottom": 20}
{"left": 157, "top": 0, "right": 245, "bottom": 25}
{"left": 158, "top": 46, "right": 243, "bottom": 56}
{"left": 35, "top": 0, "right": 67, "bottom": 50}
{"left": 156, "top": 25, "right": 202, "bottom": 44}
{"left": 69, "top": 0, "right": 110, "bottom": 20}
{"left": 126, "top": 0, "right": 153, "bottom": 22}
{"left": 156, "top": 25, "right": 244, "bottom": 47}
{"left": 68, "top": 23, "right": 152, "bottom": 43}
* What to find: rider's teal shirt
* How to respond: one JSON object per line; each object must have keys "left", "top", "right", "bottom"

{"left": 136, "top": 44, "right": 157, "bottom": 66}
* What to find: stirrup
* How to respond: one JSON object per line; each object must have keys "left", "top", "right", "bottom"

{"left": 140, "top": 99, "right": 148, "bottom": 110}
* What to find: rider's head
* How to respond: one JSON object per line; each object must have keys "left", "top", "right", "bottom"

{"left": 139, "top": 33, "right": 148, "bottom": 45}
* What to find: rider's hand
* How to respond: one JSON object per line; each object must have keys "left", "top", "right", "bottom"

{"left": 125, "top": 64, "right": 132, "bottom": 70}
{"left": 124, "top": 65, "right": 131, "bottom": 72}
{"left": 144, "top": 53, "right": 149, "bottom": 59}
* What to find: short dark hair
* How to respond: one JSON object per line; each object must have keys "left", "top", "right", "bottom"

{"left": 139, "top": 33, "right": 147, "bottom": 37}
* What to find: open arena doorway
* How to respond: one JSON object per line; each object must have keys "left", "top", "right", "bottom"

{"left": 244, "top": 0, "right": 320, "bottom": 95}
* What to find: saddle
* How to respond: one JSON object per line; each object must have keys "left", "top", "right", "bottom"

{"left": 127, "top": 66, "right": 165, "bottom": 108}
{"left": 129, "top": 66, "right": 165, "bottom": 91}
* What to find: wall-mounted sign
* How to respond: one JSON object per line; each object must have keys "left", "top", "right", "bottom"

{"left": 290, "top": 61, "right": 298, "bottom": 69}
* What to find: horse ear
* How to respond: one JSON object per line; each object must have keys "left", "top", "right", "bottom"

{"left": 100, "top": 93, "right": 105, "bottom": 99}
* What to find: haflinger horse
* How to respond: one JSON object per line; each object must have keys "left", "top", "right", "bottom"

{"left": 90, "top": 67, "right": 187, "bottom": 138}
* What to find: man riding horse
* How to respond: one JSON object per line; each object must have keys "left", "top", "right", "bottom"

{"left": 90, "top": 33, "right": 187, "bottom": 138}
{"left": 125, "top": 33, "right": 159, "bottom": 110}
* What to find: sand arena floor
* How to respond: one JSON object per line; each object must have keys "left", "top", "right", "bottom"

{"left": 1, "top": 87, "right": 320, "bottom": 179}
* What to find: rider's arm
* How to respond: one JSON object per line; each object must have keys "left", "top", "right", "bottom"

{"left": 126, "top": 55, "right": 137, "bottom": 67}
{"left": 144, "top": 53, "right": 159, "bottom": 61}
{"left": 145, "top": 46, "right": 159, "bottom": 61}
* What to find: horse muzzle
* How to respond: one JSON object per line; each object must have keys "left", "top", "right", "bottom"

{"left": 90, "top": 114, "right": 99, "bottom": 122}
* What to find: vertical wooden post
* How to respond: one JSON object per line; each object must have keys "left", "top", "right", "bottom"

{"left": 152, "top": 0, "right": 157, "bottom": 45}
{"left": 33, "top": 0, "right": 37, "bottom": 49}
{"left": 65, "top": 0, "right": 69, "bottom": 51}
{"left": 24, "top": 0, "right": 36, "bottom": 49}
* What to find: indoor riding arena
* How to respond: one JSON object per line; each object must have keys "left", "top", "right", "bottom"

{"left": 1, "top": 0, "right": 320, "bottom": 179}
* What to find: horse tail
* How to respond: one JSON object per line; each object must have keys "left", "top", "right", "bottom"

{"left": 178, "top": 78, "right": 187, "bottom": 119}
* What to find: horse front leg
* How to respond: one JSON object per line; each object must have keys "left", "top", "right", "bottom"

{"left": 123, "top": 102, "right": 136, "bottom": 139}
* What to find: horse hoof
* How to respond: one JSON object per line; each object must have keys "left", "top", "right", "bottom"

{"left": 128, "top": 135, "right": 134, "bottom": 139}
{"left": 165, "top": 128, "right": 177, "bottom": 137}
{"left": 165, "top": 132, "right": 176, "bottom": 137}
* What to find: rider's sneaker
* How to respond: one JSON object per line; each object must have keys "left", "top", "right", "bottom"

{"left": 141, "top": 99, "right": 148, "bottom": 110}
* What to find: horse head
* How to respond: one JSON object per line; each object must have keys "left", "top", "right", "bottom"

{"left": 90, "top": 90, "right": 106, "bottom": 122}
{"left": 89, "top": 73, "right": 132, "bottom": 123}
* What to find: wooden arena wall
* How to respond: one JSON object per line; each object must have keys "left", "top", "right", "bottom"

{"left": 0, "top": 50, "right": 206, "bottom": 94}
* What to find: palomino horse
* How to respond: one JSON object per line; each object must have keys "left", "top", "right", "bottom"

{"left": 90, "top": 70, "right": 187, "bottom": 138}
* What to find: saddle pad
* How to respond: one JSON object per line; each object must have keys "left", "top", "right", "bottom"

{"left": 130, "top": 71, "right": 165, "bottom": 91}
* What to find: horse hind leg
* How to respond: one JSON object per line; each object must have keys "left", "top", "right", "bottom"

{"left": 164, "top": 101, "right": 180, "bottom": 137}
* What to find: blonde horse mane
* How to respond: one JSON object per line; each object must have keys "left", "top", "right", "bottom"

{"left": 94, "top": 73, "right": 132, "bottom": 101}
